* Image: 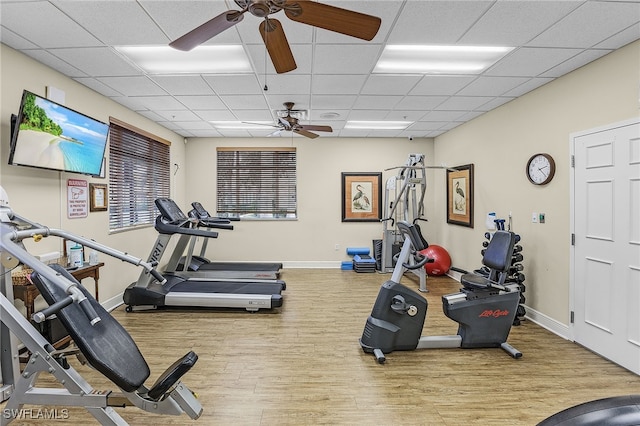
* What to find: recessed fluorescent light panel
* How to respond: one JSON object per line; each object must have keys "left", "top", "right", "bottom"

{"left": 210, "top": 121, "right": 273, "bottom": 130}
{"left": 116, "top": 46, "right": 252, "bottom": 74}
{"left": 344, "top": 121, "right": 412, "bottom": 130}
{"left": 374, "top": 45, "right": 513, "bottom": 74}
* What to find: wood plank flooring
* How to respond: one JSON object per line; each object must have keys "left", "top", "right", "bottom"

{"left": 3, "top": 269, "right": 639, "bottom": 425}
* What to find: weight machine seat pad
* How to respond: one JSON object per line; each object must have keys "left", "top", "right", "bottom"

{"left": 460, "top": 273, "right": 491, "bottom": 289}
{"left": 30, "top": 264, "right": 150, "bottom": 392}
{"left": 147, "top": 350, "right": 198, "bottom": 401}
{"left": 482, "top": 230, "right": 516, "bottom": 272}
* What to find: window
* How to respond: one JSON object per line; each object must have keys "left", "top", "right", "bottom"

{"left": 217, "top": 147, "right": 297, "bottom": 219}
{"left": 108, "top": 117, "right": 170, "bottom": 232}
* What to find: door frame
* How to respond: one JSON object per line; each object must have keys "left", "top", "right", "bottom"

{"left": 569, "top": 116, "right": 640, "bottom": 343}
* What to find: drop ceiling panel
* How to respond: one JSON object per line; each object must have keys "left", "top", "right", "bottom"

{"left": 313, "top": 44, "right": 382, "bottom": 74}
{"left": 0, "top": 1, "right": 101, "bottom": 48}
{"left": 219, "top": 94, "right": 270, "bottom": 110}
{"left": 232, "top": 109, "right": 277, "bottom": 121}
{"left": 459, "top": 1, "right": 583, "bottom": 46}
{"left": 151, "top": 76, "right": 215, "bottom": 96}
{"left": 22, "top": 50, "right": 86, "bottom": 78}
{"left": 53, "top": 1, "right": 169, "bottom": 45}
{"left": 527, "top": 1, "right": 640, "bottom": 48}
{"left": 202, "top": 75, "right": 263, "bottom": 95}
{"left": 436, "top": 96, "right": 495, "bottom": 111}
{"left": 50, "top": 47, "right": 143, "bottom": 76}
{"left": 193, "top": 110, "right": 237, "bottom": 121}
{"left": 387, "top": 1, "right": 493, "bottom": 44}
{"left": 73, "top": 77, "right": 123, "bottom": 97}
{"left": 353, "top": 95, "right": 402, "bottom": 109}
{"left": 485, "top": 47, "right": 583, "bottom": 77}
{"left": 361, "top": 75, "right": 422, "bottom": 95}
{"left": 133, "top": 96, "right": 187, "bottom": 111}
{"left": 409, "top": 76, "right": 477, "bottom": 96}
{"left": 540, "top": 49, "right": 612, "bottom": 78}
{"left": 175, "top": 95, "right": 227, "bottom": 110}
{"left": 311, "top": 75, "right": 368, "bottom": 95}
{"left": 394, "top": 96, "right": 448, "bottom": 110}
{"left": 311, "top": 95, "right": 357, "bottom": 110}
{"left": 98, "top": 76, "right": 168, "bottom": 97}
{"left": 456, "top": 76, "right": 532, "bottom": 96}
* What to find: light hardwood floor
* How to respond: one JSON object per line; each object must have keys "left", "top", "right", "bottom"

{"left": 5, "top": 269, "right": 640, "bottom": 425}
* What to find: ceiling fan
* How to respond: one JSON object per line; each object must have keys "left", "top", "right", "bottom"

{"left": 169, "top": 0, "right": 382, "bottom": 73}
{"left": 253, "top": 102, "right": 333, "bottom": 139}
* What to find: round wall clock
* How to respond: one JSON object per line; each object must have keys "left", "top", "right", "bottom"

{"left": 526, "top": 153, "right": 556, "bottom": 185}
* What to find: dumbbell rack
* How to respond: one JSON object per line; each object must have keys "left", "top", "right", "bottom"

{"left": 476, "top": 231, "right": 526, "bottom": 326}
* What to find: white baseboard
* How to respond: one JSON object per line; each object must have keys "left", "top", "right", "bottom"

{"left": 101, "top": 293, "right": 124, "bottom": 313}
{"left": 521, "top": 305, "right": 572, "bottom": 341}
{"left": 282, "top": 261, "right": 343, "bottom": 269}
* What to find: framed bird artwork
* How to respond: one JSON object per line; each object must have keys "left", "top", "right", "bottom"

{"left": 446, "top": 164, "right": 474, "bottom": 228}
{"left": 341, "top": 172, "right": 382, "bottom": 222}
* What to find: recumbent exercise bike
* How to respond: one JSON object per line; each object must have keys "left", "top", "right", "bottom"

{"left": 360, "top": 220, "right": 522, "bottom": 364}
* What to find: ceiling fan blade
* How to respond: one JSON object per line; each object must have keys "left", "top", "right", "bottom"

{"left": 293, "top": 128, "right": 319, "bottom": 139}
{"left": 284, "top": 1, "right": 381, "bottom": 41}
{"left": 259, "top": 19, "right": 297, "bottom": 74}
{"left": 170, "top": 11, "right": 244, "bottom": 51}
{"left": 278, "top": 117, "right": 292, "bottom": 129}
{"left": 298, "top": 124, "right": 333, "bottom": 133}
{"left": 267, "top": 129, "right": 283, "bottom": 137}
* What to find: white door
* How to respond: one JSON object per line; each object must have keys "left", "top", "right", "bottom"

{"left": 572, "top": 118, "right": 640, "bottom": 375}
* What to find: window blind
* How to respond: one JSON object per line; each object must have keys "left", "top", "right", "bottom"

{"left": 108, "top": 120, "right": 170, "bottom": 232}
{"left": 217, "top": 147, "right": 297, "bottom": 218}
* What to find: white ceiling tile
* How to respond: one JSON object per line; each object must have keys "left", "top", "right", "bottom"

{"left": 203, "top": 75, "right": 264, "bottom": 94}
{"left": 361, "top": 75, "right": 422, "bottom": 95}
{"left": 456, "top": 76, "right": 531, "bottom": 96}
{"left": 459, "top": 1, "right": 583, "bottom": 46}
{"left": 188, "top": 129, "right": 222, "bottom": 137}
{"left": 409, "top": 76, "right": 476, "bottom": 96}
{"left": 502, "top": 77, "right": 553, "bottom": 97}
{"left": 540, "top": 49, "right": 613, "bottom": 78}
{"left": 22, "top": 50, "right": 86, "bottom": 78}
{"left": 475, "top": 97, "right": 515, "bottom": 112}
{"left": 74, "top": 77, "right": 123, "bottom": 97}
{"left": 394, "top": 96, "right": 448, "bottom": 110}
{"left": 313, "top": 44, "right": 382, "bottom": 74}
{"left": 0, "top": 28, "right": 38, "bottom": 49}
{"left": 109, "top": 96, "right": 147, "bottom": 111}
{"left": 194, "top": 110, "right": 237, "bottom": 121}
{"left": 233, "top": 110, "right": 276, "bottom": 121}
{"left": 353, "top": 95, "right": 402, "bottom": 109}
{"left": 387, "top": 1, "right": 493, "bottom": 44}
{"left": 257, "top": 74, "right": 311, "bottom": 95}
{"left": 53, "top": 1, "right": 169, "bottom": 45}
{"left": 154, "top": 110, "right": 201, "bottom": 121}
{"left": 408, "top": 122, "right": 449, "bottom": 131}
{"left": 595, "top": 23, "right": 640, "bottom": 49}
{"left": 133, "top": 96, "right": 187, "bottom": 111}
{"left": 308, "top": 110, "right": 350, "bottom": 120}
{"left": 311, "top": 95, "right": 357, "bottom": 109}
{"left": 172, "top": 120, "right": 215, "bottom": 130}
{"left": 311, "top": 75, "right": 368, "bottom": 95}
{"left": 176, "top": 96, "right": 226, "bottom": 110}
{"left": 485, "top": 47, "right": 583, "bottom": 77}
{"left": 421, "top": 111, "right": 468, "bottom": 122}
{"left": 385, "top": 110, "right": 428, "bottom": 121}
{"left": 137, "top": 110, "right": 167, "bottom": 122}
{"left": 266, "top": 95, "right": 311, "bottom": 110}
{"left": 347, "top": 110, "right": 390, "bottom": 120}
{"left": 50, "top": 47, "right": 143, "bottom": 77}
{"left": 437, "top": 96, "right": 495, "bottom": 111}
{"left": 528, "top": 1, "right": 640, "bottom": 48}
{"left": 150, "top": 76, "right": 215, "bottom": 96}
{"left": 1, "top": 1, "right": 101, "bottom": 48}
{"left": 219, "top": 94, "right": 269, "bottom": 110}
{"left": 98, "top": 76, "right": 167, "bottom": 96}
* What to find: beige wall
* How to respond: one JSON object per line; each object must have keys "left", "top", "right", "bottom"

{"left": 433, "top": 40, "right": 640, "bottom": 326}
{"left": 184, "top": 137, "right": 435, "bottom": 265}
{"left": 0, "top": 44, "right": 187, "bottom": 305}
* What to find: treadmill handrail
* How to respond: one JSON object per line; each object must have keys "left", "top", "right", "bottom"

{"left": 155, "top": 216, "right": 219, "bottom": 238}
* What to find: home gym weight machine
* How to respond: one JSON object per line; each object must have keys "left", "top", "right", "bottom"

{"left": 361, "top": 220, "right": 522, "bottom": 364}
{"left": 0, "top": 191, "right": 202, "bottom": 424}
{"left": 379, "top": 154, "right": 454, "bottom": 292}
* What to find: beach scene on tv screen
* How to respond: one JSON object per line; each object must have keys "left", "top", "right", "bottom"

{"left": 12, "top": 92, "right": 108, "bottom": 175}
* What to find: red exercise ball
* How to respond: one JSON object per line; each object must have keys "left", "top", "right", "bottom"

{"left": 420, "top": 245, "right": 451, "bottom": 276}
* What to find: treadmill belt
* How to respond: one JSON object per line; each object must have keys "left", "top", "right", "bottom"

{"left": 167, "top": 279, "right": 283, "bottom": 295}
{"left": 198, "top": 262, "right": 282, "bottom": 272}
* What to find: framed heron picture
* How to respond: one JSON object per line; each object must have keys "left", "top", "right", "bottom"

{"left": 341, "top": 172, "right": 382, "bottom": 222}
{"left": 446, "top": 164, "right": 474, "bottom": 228}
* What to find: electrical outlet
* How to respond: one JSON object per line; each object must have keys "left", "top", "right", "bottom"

{"left": 532, "top": 212, "right": 538, "bottom": 223}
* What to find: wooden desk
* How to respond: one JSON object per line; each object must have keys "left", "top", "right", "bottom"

{"left": 12, "top": 262, "right": 104, "bottom": 320}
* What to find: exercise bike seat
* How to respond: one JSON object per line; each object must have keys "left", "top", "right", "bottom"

{"left": 461, "top": 230, "right": 516, "bottom": 289}
{"left": 147, "top": 350, "right": 198, "bottom": 401}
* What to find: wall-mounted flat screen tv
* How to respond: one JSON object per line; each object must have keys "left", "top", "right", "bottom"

{"left": 9, "top": 90, "right": 109, "bottom": 177}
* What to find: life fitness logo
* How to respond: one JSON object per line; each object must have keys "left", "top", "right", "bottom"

{"left": 479, "top": 309, "right": 509, "bottom": 318}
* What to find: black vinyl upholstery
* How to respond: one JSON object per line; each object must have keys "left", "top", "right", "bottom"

{"left": 462, "top": 230, "right": 516, "bottom": 288}
{"left": 30, "top": 264, "right": 150, "bottom": 392}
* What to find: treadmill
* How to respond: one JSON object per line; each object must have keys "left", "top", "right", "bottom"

{"left": 168, "top": 201, "right": 282, "bottom": 280}
{"left": 123, "top": 198, "right": 285, "bottom": 312}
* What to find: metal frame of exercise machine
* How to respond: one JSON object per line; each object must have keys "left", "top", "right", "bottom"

{"left": 0, "top": 199, "right": 202, "bottom": 424}
{"left": 361, "top": 220, "right": 522, "bottom": 364}
{"left": 123, "top": 198, "right": 285, "bottom": 312}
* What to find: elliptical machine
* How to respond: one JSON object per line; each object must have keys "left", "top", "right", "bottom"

{"left": 360, "top": 221, "right": 522, "bottom": 364}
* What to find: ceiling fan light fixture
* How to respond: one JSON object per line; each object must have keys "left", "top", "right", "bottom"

{"left": 373, "top": 45, "right": 513, "bottom": 74}
{"left": 116, "top": 45, "right": 252, "bottom": 74}
{"left": 345, "top": 121, "right": 413, "bottom": 130}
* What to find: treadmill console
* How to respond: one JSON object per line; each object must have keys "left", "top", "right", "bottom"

{"left": 155, "top": 198, "right": 188, "bottom": 222}
{"left": 191, "top": 202, "right": 210, "bottom": 219}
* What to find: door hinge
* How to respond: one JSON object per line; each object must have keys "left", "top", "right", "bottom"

{"left": 571, "top": 233, "right": 575, "bottom": 245}
{"left": 571, "top": 155, "right": 575, "bottom": 168}
{"left": 570, "top": 311, "right": 575, "bottom": 324}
